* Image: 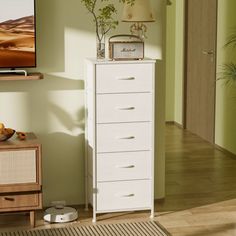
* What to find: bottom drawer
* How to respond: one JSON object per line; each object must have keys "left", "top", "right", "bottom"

{"left": 0, "top": 193, "right": 39, "bottom": 210}
{"left": 97, "top": 180, "right": 151, "bottom": 212}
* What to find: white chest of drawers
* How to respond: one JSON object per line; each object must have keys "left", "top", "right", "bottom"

{"left": 85, "top": 58, "right": 156, "bottom": 222}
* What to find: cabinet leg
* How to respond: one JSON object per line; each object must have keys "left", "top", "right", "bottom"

{"left": 30, "top": 211, "right": 35, "bottom": 227}
{"left": 150, "top": 209, "right": 154, "bottom": 219}
{"left": 85, "top": 204, "right": 89, "bottom": 211}
{"left": 92, "top": 212, "right": 96, "bottom": 223}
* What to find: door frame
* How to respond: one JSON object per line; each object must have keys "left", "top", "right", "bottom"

{"left": 182, "top": 0, "right": 218, "bottom": 144}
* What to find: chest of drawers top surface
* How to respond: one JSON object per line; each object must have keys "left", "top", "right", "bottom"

{"left": 86, "top": 58, "right": 156, "bottom": 64}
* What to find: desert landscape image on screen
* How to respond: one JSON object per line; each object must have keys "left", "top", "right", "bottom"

{"left": 0, "top": 0, "right": 35, "bottom": 68}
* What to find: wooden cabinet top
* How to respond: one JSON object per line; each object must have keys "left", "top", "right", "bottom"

{"left": 0, "top": 133, "right": 41, "bottom": 149}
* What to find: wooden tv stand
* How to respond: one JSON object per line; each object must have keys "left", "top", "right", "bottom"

{"left": 0, "top": 133, "right": 42, "bottom": 227}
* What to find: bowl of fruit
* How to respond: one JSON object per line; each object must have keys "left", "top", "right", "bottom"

{"left": 0, "top": 123, "right": 15, "bottom": 142}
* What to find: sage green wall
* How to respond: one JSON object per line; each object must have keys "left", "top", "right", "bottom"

{"left": 156, "top": 0, "right": 166, "bottom": 200}
{"left": 215, "top": 0, "right": 236, "bottom": 154}
{"left": 174, "top": 0, "right": 184, "bottom": 125}
{"left": 0, "top": 0, "right": 166, "bottom": 206}
{"left": 165, "top": 0, "right": 176, "bottom": 121}
{"left": 165, "top": 0, "right": 184, "bottom": 125}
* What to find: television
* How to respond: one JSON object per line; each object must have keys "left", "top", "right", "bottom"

{"left": 0, "top": 0, "right": 36, "bottom": 69}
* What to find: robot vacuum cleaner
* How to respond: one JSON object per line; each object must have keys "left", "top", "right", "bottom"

{"left": 44, "top": 205, "right": 78, "bottom": 223}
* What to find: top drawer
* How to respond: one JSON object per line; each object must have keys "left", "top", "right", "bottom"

{"left": 96, "top": 64, "right": 153, "bottom": 94}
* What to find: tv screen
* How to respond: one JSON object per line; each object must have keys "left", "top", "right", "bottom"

{"left": 0, "top": 0, "right": 36, "bottom": 68}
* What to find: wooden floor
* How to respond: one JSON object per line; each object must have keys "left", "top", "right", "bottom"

{"left": 158, "top": 124, "right": 236, "bottom": 235}
{"left": 1, "top": 124, "right": 236, "bottom": 235}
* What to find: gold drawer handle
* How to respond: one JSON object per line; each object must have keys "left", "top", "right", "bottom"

{"left": 116, "top": 165, "right": 135, "bottom": 169}
{"left": 117, "top": 77, "right": 135, "bottom": 80}
{"left": 117, "top": 194, "right": 135, "bottom": 198}
{"left": 117, "top": 107, "right": 135, "bottom": 110}
{"left": 4, "top": 197, "right": 15, "bottom": 201}
{"left": 118, "top": 136, "right": 135, "bottom": 140}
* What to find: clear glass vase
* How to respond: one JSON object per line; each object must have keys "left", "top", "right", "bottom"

{"left": 96, "top": 36, "right": 105, "bottom": 59}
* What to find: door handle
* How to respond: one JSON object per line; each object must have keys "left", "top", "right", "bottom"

{"left": 202, "top": 50, "right": 214, "bottom": 55}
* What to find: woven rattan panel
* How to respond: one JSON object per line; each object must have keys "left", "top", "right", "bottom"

{"left": 0, "top": 150, "right": 36, "bottom": 184}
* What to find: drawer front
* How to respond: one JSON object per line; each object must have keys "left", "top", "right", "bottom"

{"left": 97, "top": 122, "right": 151, "bottom": 153}
{"left": 97, "top": 151, "right": 151, "bottom": 182}
{"left": 97, "top": 93, "right": 152, "bottom": 123}
{"left": 0, "top": 193, "right": 39, "bottom": 210}
{"left": 96, "top": 64, "right": 153, "bottom": 93}
{"left": 97, "top": 180, "right": 151, "bottom": 211}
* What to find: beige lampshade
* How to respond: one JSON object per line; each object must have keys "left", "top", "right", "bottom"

{"left": 122, "top": 0, "right": 155, "bottom": 23}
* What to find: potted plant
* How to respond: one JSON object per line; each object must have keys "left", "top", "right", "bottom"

{"left": 81, "top": 0, "right": 134, "bottom": 59}
{"left": 218, "top": 30, "right": 236, "bottom": 86}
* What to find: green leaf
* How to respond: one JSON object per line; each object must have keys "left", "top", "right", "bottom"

{"left": 98, "top": 4, "right": 117, "bottom": 20}
{"left": 80, "top": 0, "right": 135, "bottom": 38}
{"left": 225, "top": 29, "right": 236, "bottom": 48}
{"left": 120, "top": 0, "right": 135, "bottom": 5}
{"left": 218, "top": 63, "right": 236, "bottom": 86}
